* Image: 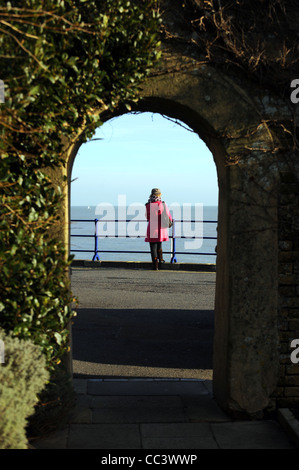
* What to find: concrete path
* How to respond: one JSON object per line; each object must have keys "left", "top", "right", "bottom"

{"left": 71, "top": 264, "right": 215, "bottom": 379}
{"left": 32, "top": 264, "right": 297, "bottom": 449}
{"left": 33, "top": 377, "right": 295, "bottom": 449}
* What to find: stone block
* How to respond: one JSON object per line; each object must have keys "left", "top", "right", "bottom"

{"left": 211, "top": 421, "right": 294, "bottom": 449}
{"left": 141, "top": 423, "right": 218, "bottom": 449}
{"left": 90, "top": 395, "right": 186, "bottom": 424}
{"left": 67, "top": 424, "right": 141, "bottom": 449}
{"left": 285, "top": 387, "right": 299, "bottom": 397}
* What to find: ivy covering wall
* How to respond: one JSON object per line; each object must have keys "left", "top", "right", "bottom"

{"left": 0, "top": 0, "right": 161, "bottom": 369}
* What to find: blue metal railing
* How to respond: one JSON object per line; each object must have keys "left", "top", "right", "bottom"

{"left": 70, "top": 218, "right": 217, "bottom": 263}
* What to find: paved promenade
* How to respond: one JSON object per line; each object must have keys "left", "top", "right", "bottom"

{"left": 33, "top": 262, "right": 298, "bottom": 449}
{"left": 71, "top": 262, "right": 215, "bottom": 379}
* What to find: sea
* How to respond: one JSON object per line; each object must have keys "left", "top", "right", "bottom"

{"left": 70, "top": 204, "right": 218, "bottom": 265}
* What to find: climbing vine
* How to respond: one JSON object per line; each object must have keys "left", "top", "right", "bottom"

{"left": 159, "top": 0, "right": 299, "bottom": 169}
{"left": 0, "top": 0, "right": 161, "bottom": 369}
{"left": 160, "top": 0, "right": 298, "bottom": 97}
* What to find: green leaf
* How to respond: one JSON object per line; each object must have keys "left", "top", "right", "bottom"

{"left": 29, "top": 85, "right": 41, "bottom": 96}
{"left": 54, "top": 332, "right": 62, "bottom": 345}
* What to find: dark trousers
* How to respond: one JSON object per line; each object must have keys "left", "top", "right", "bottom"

{"left": 149, "top": 242, "right": 162, "bottom": 261}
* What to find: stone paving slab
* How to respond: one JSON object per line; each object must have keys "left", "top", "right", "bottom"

{"left": 33, "top": 379, "right": 296, "bottom": 449}
{"left": 86, "top": 378, "right": 210, "bottom": 396}
{"left": 67, "top": 423, "right": 141, "bottom": 449}
{"left": 91, "top": 396, "right": 186, "bottom": 424}
{"left": 181, "top": 394, "right": 230, "bottom": 422}
{"left": 278, "top": 408, "right": 299, "bottom": 448}
{"left": 141, "top": 423, "right": 219, "bottom": 449}
{"left": 70, "top": 379, "right": 229, "bottom": 427}
{"left": 34, "top": 420, "right": 295, "bottom": 450}
{"left": 211, "top": 421, "right": 295, "bottom": 449}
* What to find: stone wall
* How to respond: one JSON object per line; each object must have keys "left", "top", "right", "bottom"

{"left": 277, "top": 161, "right": 299, "bottom": 406}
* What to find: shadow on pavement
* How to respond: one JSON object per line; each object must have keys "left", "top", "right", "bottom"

{"left": 72, "top": 308, "right": 214, "bottom": 374}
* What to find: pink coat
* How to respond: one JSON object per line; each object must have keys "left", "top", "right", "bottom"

{"left": 145, "top": 201, "right": 173, "bottom": 242}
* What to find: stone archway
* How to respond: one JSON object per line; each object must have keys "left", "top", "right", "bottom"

{"left": 137, "top": 66, "right": 280, "bottom": 418}
{"left": 65, "top": 58, "right": 281, "bottom": 418}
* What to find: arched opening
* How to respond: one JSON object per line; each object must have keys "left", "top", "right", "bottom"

{"left": 61, "top": 64, "right": 282, "bottom": 417}
{"left": 70, "top": 111, "right": 218, "bottom": 264}
{"left": 68, "top": 104, "right": 225, "bottom": 388}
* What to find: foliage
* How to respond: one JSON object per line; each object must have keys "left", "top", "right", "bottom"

{"left": 27, "top": 364, "right": 76, "bottom": 441}
{"left": 0, "top": 1, "right": 161, "bottom": 369}
{"left": 0, "top": 329, "right": 49, "bottom": 449}
{"left": 0, "top": 0, "right": 161, "bottom": 163}
{"left": 0, "top": 170, "right": 75, "bottom": 366}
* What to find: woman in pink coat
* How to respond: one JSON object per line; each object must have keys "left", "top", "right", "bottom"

{"left": 145, "top": 188, "right": 173, "bottom": 270}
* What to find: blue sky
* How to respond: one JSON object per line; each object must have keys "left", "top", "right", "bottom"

{"left": 71, "top": 112, "right": 218, "bottom": 207}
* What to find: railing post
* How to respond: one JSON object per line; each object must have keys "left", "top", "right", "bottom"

{"left": 92, "top": 218, "right": 100, "bottom": 261}
{"left": 170, "top": 219, "right": 177, "bottom": 263}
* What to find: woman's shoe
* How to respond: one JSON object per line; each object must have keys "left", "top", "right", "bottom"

{"left": 157, "top": 249, "right": 165, "bottom": 269}
{"left": 153, "top": 257, "right": 159, "bottom": 270}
